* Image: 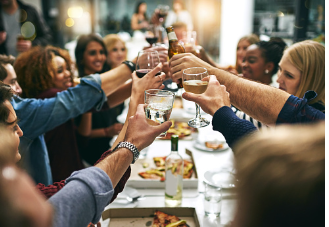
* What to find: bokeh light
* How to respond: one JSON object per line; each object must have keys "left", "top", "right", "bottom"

{"left": 67, "top": 6, "right": 83, "bottom": 18}
{"left": 21, "top": 21, "right": 36, "bottom": 39}
{"left": 65, "top": 18, "right": 75, "bottom": 27}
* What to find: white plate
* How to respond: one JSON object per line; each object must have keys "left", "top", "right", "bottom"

{"left": 204, "top": 170, "right": 236, "bottom": 189}
{"left": 193, "top": 141, "right": 229, "bottom": 152}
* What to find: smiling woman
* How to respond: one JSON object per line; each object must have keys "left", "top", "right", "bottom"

{"left": 14, "top": 45, "right": 86, "bottom": 182}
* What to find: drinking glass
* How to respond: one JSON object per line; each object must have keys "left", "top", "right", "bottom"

{"left": 145, "top": 24, "right": 159, "bottom": 47}
{"left": 182, "top": 67, "right": 210, "bottom": 128}
{"left": 136, "top": 50, "right": 160, "bottom": 78}
{"left": 203, "top": 181, "right": 222, "bottom": 217}
{"left": 157, "top": 5, "right": 169, "bottom": 24}
{"left": 144, "top": 89, "right": 175, "bottom": 138}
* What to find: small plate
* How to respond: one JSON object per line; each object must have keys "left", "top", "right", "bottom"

{"left": 204, "top": 170, "right": 236, "bottom": 189}
{"left": 193, "top": 141, "right": 229, "bottom": 152}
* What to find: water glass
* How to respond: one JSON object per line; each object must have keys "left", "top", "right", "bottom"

{"left": 203, "top": 181, "right": 222, "bottom": 217}
{"left": 144, "top": 89, "right": 175, "bottom": 138}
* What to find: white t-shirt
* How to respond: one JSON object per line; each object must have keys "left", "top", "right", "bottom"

{"left": 165, "top": 10, "right": 193, "bottom": 31}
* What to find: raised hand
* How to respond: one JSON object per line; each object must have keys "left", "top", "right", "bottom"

{"left": 182, "top": 75, "right": 230, "bottom": 116}
{"left": 169, "top": 53, "right": 212, "bottom": 85}
{"left": 124, "top": 104, "right": 172, "bottom": 151}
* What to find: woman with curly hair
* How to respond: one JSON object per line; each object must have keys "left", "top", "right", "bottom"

{"left": 14, "top": 45, "right": 87, "bottom": 182}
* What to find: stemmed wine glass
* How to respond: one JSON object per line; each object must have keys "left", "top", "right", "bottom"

{"left": 182, "top": 67, "right": 210, "bottom": 128}
{"left": 157, "top": 5, "right": 169, "bottom": 24}
{"left": 145, "top": 24, "right": 159, "bottom": 47}
{"left": 136, "top": 50, "right": 161, "bottom": 78}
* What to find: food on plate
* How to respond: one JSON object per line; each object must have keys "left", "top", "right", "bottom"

{"left": 152, "top": 210, "right": 189, "bottom": 227}
{"left": 138, "top": 157, "right": 193, "bottom": 180}
{"left": 161, "top": 120, "right": 197, "bottom": 140}
{"left": 205, "top": 141, "right": 224, "bottom": 150}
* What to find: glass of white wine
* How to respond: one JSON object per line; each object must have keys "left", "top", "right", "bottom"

{"left": 182, "top": 67, "right": 210, "bottom": 128}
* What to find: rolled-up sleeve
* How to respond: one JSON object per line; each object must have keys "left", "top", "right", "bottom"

{"left": 49, "top": 167, "right": 114, "bottom": 227}
{"left": 13, "top": 74, "right": 107, "bottom": 139}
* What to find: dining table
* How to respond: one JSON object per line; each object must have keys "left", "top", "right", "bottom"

{"left": 100, "top": 97, "right": 237, "bottom": 227}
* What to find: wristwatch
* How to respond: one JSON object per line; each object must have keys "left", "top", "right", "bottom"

{"left": 122, "top": 61, "right": 136, "bottom": 73}
{"left": 113, "top": 141, "right": 139, "bottom": 164}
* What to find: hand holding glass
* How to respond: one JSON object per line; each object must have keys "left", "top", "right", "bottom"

{"left": 136, "top": 50, "right": 160, "bottom": 78}
{"left": 144, "top": 89, "right": 175, "bottom": 138}
{"left": 182, "top": 67, "right": 210, "bottom": 128}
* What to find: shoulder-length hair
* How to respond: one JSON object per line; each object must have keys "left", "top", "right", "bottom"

{"left": 14, "top": 46, "right": 73, "bottom": 98}
{"left": 285, "top": 40, "right": 325, "bottom": 105}
{"left": 134, "top": 1, "right": 148, "bottom": 20}
{"left": 74, "top": 33, "right": 108, "bottom": 77}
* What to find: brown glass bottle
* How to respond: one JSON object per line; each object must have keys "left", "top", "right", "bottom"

{"left": 166, "top": 26, "right": 185, "bottom": 88}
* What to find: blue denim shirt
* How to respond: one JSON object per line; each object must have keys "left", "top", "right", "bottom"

{"left": 12, "top": 74, "right": 107, "bottom": 185}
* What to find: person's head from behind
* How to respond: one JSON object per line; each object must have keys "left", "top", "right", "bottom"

{"left": 14, "top": 46, "right": 73, "bottom": 98}
{"left": 277, "top": 40, "right": 325, "bottom": 104}
{"left": 103, "top": 34, "right": 127, "bottom": 69}
{"left": 233, "top": 122, "right": 324, "bottom": 227}
{"left": 0, "top": 55, "right": 22, "bottom": 95}
{"left": 242, "top": 38, "right": 286, "bottom": 85}
{"left": 135, "top": 1, "right": 147, "bottom": 14}
{"left": 0, "top": 132, "right": 53, "bottom": 227}
{"left": 171, "top": 21, "right": 187, "bottom": 41}
{"left": 235, "top": 34, "right": 259, "bottom": 73}
{"left": 173, "top": 0, "right": 185, "bottom": 12}
{"left": 75, "top": 33, "right": 108, "bottom": 77}
{"left": 0, "top": 82, "right": 22, "bottom": 162}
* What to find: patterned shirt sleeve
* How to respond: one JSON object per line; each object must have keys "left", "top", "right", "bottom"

{"left": 277, "top": 91, "right": 325, "bottom": 124}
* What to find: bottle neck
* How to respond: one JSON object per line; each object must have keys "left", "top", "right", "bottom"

{"left": 167, "top": 31, "right": 178, "bottom": 41}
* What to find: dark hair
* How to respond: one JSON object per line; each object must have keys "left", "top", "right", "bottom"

{"left": 256, "top": 37, "right": 287, "bottom": 75}
{"left": 0, "top": 55, "right": 15, "bottom": 81}
{"left": 14, "top": 46, "right": 73, "bottom": 98}
{"left": 134, "top": 1, "right": 148, "bottom": 21}
{"left": 0, "top": 82, "right": 14, "bottom": 125}
{"left": 75, "top": 34, "right": 109, "bottom": 77}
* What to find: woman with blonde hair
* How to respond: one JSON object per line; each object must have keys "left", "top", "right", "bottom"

{"left": 233, "top": 40, "right": 324, "bottom": 128}
{"left": 278, "top": 40, "right": 324, "bottom": 108}
{"left": 103, "top": 34, "right": 127, "bottom": 69}
{"left": 235, "top": 34, "right": 259, "bottom": 74}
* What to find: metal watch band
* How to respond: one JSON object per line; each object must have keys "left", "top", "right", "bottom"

{"left": 122, "top": 61, "right": 136, "bottom": 73}
{"left": 115, "top": 141, "right": 139, "bottom": 164}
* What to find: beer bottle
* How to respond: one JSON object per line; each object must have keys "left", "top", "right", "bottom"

{"left": 166, "top": 26, "right": 185, "bottom": 88}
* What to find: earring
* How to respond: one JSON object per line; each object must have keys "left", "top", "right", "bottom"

{"left": 265, "top": 69, "right": 269, "bottom": 74}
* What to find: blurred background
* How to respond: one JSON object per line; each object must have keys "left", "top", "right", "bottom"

{"left": 28, "top": 0, "right": 325, "bottom": 66}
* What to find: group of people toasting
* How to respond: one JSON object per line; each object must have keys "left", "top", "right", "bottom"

{"left": 0, "top": 1, "right": 325, "bottom": 226}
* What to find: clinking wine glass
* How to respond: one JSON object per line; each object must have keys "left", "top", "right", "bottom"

{"left": 182, "top": 67, "right": 210, "bottom": 128}
{"left": 136, "top": 50, "right": 161, "bottom": 78}
{"left": 157, "top": 5, "right": 169, "bottom": 24}
{"left": 145, "top": 24, "right": 159, "bottom": 47}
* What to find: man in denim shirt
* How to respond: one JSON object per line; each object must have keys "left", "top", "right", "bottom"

{"left": 11, "top": 62, "right": 135, "bottom": 185}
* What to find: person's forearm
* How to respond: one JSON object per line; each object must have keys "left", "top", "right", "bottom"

{"left": 207, "top": 67, "right": 290, "bottom": 125}
{"left": 95, "top": 148, "right": 132, "bottom": 187}
{"left": 100, "top": 64, "right": 132, "bottom": 97}
{"left": 107, "top": 80, "right": 132, "bottom": 108}
{"left": 111, "top": 95, "right": 142, "bottom": 150}
{"left": 77, "top": 113, "right": 92, "bottom": 136}
{"left": 90, "top": 128, "right": 107, "bottom": 138}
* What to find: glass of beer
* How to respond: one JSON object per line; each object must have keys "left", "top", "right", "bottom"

{"left": 144, "top": 89, "right": 175, "bottom": 138}
{"left": 182, "top": 67, "right": 210, "bottom": 128}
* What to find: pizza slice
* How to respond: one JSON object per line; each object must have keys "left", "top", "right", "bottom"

{"left": 152, "top": 210, "right": 189, "bottom": 227}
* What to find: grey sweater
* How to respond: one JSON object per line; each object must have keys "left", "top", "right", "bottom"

{"left": 49, "top": 167, "right": 114, "bottom": 227}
